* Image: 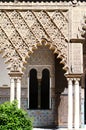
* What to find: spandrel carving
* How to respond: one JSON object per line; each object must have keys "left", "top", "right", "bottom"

{"left": 0, "top": 9, "right": 69, "bottom": 72}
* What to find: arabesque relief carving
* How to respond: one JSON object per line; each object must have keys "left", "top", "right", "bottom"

{"left": 0, "top": 9, "right": 69, "bottom": 72}
{"left": 82, "top": 15, "right": 86, "bottom": 39}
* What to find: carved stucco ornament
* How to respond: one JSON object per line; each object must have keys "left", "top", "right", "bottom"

{"left": 0, "top": 9, "right": 69, "bottom": 73}
{"left": 81, "top": 16, "right": 86, "bottom": 39}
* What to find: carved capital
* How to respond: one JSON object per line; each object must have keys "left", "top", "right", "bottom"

{"left": 8, "top": 71, "right": 23, "bottom": 79}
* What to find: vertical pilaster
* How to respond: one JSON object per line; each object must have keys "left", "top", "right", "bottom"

{"left": 68, "top": 78, "right": 73, "bottom": 129}
{"left": 10, "top": 78, "right": 15, "bottom": 102}
{"left": 16, "top": 78, "right": 21, "bottom": 108}
{"left": 74, "top": 78, "right": 80, "bottom": 129}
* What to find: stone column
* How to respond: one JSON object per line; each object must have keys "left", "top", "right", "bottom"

{"left": 16, "top": 78, "right": 21, "bottom": 108}
{"left": 9, "top": 71, "right": 23, "bottom": 108}
{"left": 81, "top": 88, "right": 85, "bottom": 128}
{"left": 74, "top": 78, "right": 80, "bottom": 129}
{"left": 10, "top": 78, "right": 15, "bottom": 102}
{"left": 68, "top": 78, "right": 73, "bottom": 129}
{"left": 66, "top": 74, "right": 82, "bottom": 129}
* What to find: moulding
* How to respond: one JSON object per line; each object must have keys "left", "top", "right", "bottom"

{"left": 70, "top": 38, "right": 85, "bottom": 44}
{"left": 65, "top": 73, "right": 83, "bottom": 78}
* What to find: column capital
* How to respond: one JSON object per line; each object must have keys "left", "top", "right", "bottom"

{"left": 65, "top": 73, "right": 82, "bottom": 79}
{"left": 67, "top": 78, "right": 73, "bottom": 81}
{"left": 8, "top": 70, "right": 23, "bottom": 79}
{"left": 67, "top": 78, "right": 73, "bottom": 86}
{"left": 74, "top": 78, "right": 80, "bottom": 82}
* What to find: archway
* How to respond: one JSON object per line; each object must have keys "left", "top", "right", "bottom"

{"left": 21, "top": 45, "right": 68, "bottom": 127}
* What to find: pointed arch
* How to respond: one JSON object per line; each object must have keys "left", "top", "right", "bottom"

{"left": 26, "top": 38, "right": 69, "bottom": 73}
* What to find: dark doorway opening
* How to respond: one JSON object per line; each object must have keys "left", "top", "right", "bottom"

{"left": 29, "top": 68, "right": 50, "bottom": 109}
{"left": 41, "top": 69, "right": 50, "bottom": 109}
{"left": 29, "top": 69, "right": 38, "bottom": 109}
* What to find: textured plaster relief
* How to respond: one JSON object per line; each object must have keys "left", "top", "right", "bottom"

{"left": 71, "top": 7, "right": 81, "bottom": 38}
{"left": 27, "top": 46, "right": 54, "bottom": 66}
{"left": 21, "top": 46, "right": 55, "bottom": 91}
{"left": 81, "top": 10, "right": 86, "bottom": 39}
{"left": 78, "top": 9, "right": 86, "bottom": 39}
{"left": 72, "top": 7, "right": 86, "bottom": 39}
{"left": 51, "top": 10, "right": 69, "bottom": 39}
{"left": 83, "top": 55, "right": 86, "bottom": 70}
{"left": 72, "top": 43, "right": 83, "bottom": 73}
{"left": 0, "top": 9, "right": 69, "bottom": 73}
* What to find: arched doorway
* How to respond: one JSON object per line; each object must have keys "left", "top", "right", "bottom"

{"left": 21, "top": 45, "right": 67, "bottom": 127}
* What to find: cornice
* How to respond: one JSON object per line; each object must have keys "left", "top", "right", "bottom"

{"left": 0, "top": 1, "right": 85, "bottom": 10}
{"left": 0, "top": 3, "right": 71, "bottom": 10}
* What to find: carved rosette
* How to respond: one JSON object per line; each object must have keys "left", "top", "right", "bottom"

{"left": 0, "top": 9, "right": 69, "bottom": 72}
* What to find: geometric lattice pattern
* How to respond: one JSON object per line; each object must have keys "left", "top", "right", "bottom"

{"left": 0, "top": 9, "right": 69, "bottom": 72}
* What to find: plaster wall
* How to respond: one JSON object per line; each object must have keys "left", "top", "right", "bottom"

{"left": 0, "top": 54, "right": 10, "bottom": 87}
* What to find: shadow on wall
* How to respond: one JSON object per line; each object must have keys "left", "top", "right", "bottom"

{"left": 55, "top": 54, "right": 68, "bottom": 127}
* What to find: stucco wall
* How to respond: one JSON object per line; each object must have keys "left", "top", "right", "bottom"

{"left": 0, "top": 54, "right": 10, "bottom": 87}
